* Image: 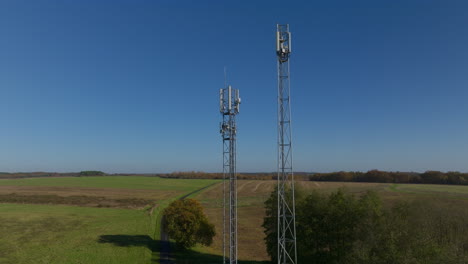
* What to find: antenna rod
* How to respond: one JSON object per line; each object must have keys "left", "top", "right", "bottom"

{"left": 224, "top": 66, "right": 227, "bottom": 89}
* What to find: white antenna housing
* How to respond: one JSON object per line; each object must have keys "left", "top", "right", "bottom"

{"left": 276, "top": 32, "right": 281, "bottom": 52}
{"left": 228, "top": 86, "right": 232, "bottom": 111}
{"left": 220, "top": 89, "right": 224, "bottom": 112}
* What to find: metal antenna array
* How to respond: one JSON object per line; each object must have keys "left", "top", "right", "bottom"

{"left": 276, "top": 24, "right": 297, "bottom": 264}
{"left": 220, "top": 84, "right": 241, "bottom": 264}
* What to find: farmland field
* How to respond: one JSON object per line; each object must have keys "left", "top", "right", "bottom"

{"left": 0, "top": 176, "right": 218, "bottom": 264}
{"left": 0, "top": 176, "right": 467, "bottom": 263}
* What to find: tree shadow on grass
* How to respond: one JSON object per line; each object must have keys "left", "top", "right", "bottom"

{"left": 98, "top": 235, "right": 158, "bottom": 251}
{"left": 98, "top": 235, "right": 269, "bottom": 264}
{"left": 98, "top": 234, "right": 171, "bottom": 263}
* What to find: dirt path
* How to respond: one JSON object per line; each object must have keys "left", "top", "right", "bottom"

{"left": 159, "top": 216, "right": 172, "bottom": 264}
{"left": 158, "top": 182, "right": 219, "bottom": 264}
{"left": 237, "top": 181, "right": 250, "bottom": 192}
{"left": 252, "top": 181, "right": 264, "bottom": 192}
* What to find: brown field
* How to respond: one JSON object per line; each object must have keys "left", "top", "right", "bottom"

{"left": 0, "top": 185, "right": 181, "bottom": 199}
{"left": 0, "top": 185, "right": 181, "bottom": 209}
{"left": 192, "top": 180, "right": 468, "bottom": 262}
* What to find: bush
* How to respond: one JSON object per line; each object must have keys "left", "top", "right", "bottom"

{"left": 163, "top": 198, "right": 215, "bottom": 249}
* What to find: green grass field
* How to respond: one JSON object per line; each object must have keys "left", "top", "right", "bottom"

{"left": 0, "top": 176, "right": 219, "bottom": 264}
{"left": 0, "top": 177, "right": 466, "bottom": 263}
{"left": 0, "top": 176, "right": 215, "bottom": 191}
{"left": 0, "top": 203, "right": 153, "bottom": 264}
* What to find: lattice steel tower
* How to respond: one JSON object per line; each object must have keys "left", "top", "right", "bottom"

{"left": 220, "top": 84, "right": 241, "bottom": 264}
{"left": 276, "top": 24, "right": 297, "bottom": 264}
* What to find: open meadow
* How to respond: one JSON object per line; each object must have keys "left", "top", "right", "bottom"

{"left": 0, "top": 176, "right": 467, "bottom": 263}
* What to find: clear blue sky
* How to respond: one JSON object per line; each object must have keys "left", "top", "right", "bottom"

{"left": 1, "top": 1, "right": 467, "bottom": 173}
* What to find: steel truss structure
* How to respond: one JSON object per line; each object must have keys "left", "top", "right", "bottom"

{"left": 220, "top": 85, "right": 241, "bottom": 264}
{"left": 276, "top": 24, "right": 297, "bottom": 264}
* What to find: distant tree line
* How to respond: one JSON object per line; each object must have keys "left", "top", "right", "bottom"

{"left": 0, "top": 171, "right": 108, "bottom": 178}
{"left": 158, "top": 171, "right": 310, "bottom": 181}
{"left": 79, "top": 171, "right": 106, "bottom": 176}
{"left": 0, "top": 172, "right": 79, "bottom": 178}
{"left": 4, "top": 170, "right": 466, "bottom": 185}
{"left": 310, "top": 170, "right": 468, "bottom": 185}
{"left": 158, "top": 170, "right": 468, "bottom": 185}
{"left": 263, "top": 188, "right": 468, "bottom": 264}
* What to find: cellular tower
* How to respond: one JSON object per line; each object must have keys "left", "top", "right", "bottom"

{"left": 220, "top": 83, "right": 241, "bottom": 264}
{"left": 276, "top": 24, "right": 297, "bottom": 264}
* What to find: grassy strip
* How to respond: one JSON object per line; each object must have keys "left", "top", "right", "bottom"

{"left": 0, "top": 193, "right": 153, "bottom": 208}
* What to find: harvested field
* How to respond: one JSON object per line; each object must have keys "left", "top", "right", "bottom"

{"left": 0, "top": 193, "right": 154, "bottom": 208}
{"left": 0, "top": 185, "right": 180, "bottom": 200}
{"left": 189, "top": 180, "right": 468, "bottom": 262}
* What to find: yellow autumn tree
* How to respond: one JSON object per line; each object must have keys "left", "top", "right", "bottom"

{"left": 163, "top": 198, "right": 215, "bottom": 249}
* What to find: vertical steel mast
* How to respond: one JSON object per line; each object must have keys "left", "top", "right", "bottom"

{"left": 276, "top": 24, "right": 297, "bottom": 264}
{"left": 220, "top": 84, "right": 241, "bottom": 264}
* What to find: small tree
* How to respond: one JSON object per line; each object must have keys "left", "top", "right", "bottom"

{"left": 163, "top": 198, "right": 215, "bottom": 249}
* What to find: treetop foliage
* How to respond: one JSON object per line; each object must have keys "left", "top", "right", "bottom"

{"left": 158, "top": 171, "right": 310, "bottom": 181}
